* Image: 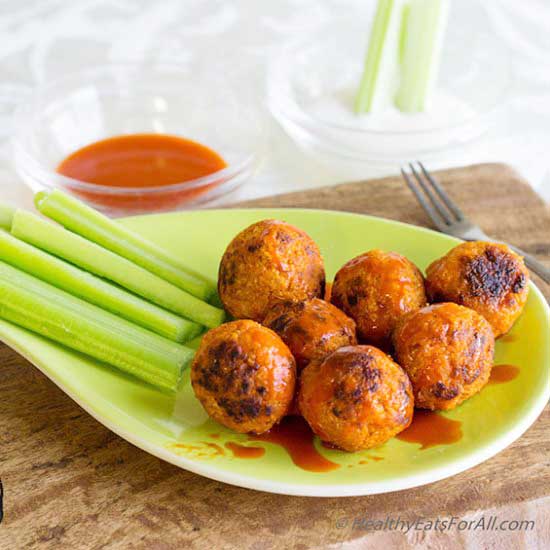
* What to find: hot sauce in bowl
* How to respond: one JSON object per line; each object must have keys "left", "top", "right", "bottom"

{"left": 58, "top": 134, "right": 227, "bottom": 188}
{"left": 56, "top": 133, "right": 229, "bottom": 213}
{"left": 13, "top": 64, "right": 263, "bottom": 216}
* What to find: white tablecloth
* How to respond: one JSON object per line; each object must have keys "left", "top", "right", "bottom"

{"left": 1, "top": 0, "right": 549, "bottom": 210}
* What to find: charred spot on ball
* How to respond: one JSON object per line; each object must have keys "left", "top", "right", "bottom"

{"left": 218, "top": 396, "right": 263, "bottom": 422}
{"left": 512, "top": 273, "right": 527, "bottom": 294}
{"left": 276, "top": 231, "right": 293, "bottom": 244}
{"left": 465, "top": 247, "right": 521, "bottom": 300}
{"left": 247, "top": 242, "right": 261, "bottom": 253}
{"left": 364, "top": 368, "right": 380, "bottom": 392}
{"left": 432, "top": 382, "right": 460, "bottom": 400}
{"left": 218, "top": 257, "right": 237, "bottom": 287}
{"left": 268, "top": 313, "right": 293, "bottom": 334}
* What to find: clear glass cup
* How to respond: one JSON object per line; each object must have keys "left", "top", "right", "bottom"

{"left": 268, "top": 0, "right": 512, "bottom": 168}
{"left": 13, "top": 63, "right": 265, "bottom": 215}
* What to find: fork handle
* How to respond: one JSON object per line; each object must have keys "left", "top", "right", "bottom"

{"left": 507, "top": 245, "right": 550, "bottom": 285}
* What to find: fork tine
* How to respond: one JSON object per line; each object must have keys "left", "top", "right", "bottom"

{"left": 409, "top": 163, "right": 452, "bottom": 225}
{"left": 418, "top": 161, "right": 465, "bottom": 221}
{"left": 400, "top": 168, "right": 448, "bottom": 231}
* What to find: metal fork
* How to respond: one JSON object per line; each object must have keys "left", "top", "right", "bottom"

{"left": 401, "top": 161, "right": 550, "bottom": 285}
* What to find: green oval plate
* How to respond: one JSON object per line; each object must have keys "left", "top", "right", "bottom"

{"left": 0, "top": 209, "right": 548, "bottom": 497}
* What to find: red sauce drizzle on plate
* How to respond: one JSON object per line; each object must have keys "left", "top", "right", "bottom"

{"left": 249, "top": 416, "right": 340, "bottom": 473}
{"left": 396, "top": 410, "right": 462, "bottom": 449}
{"left": 225, "top": 442, "right": 265, "bottom": 459}
{"left": 358, "top": 456, "right": 384, "bottom": 464}
{"left": 489, "top": 364, "right": 520, "bottom": 385}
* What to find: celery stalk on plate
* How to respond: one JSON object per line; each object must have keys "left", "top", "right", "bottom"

{"left": 395, "top": 0, "right": 450, "bottom": 112}
{"left": 355, "top": 0, "right": 405, "bottom": 114}
{"left": 0, "top": 229, "right": 201, "bottom": 342}
{"left": 0, "top": 261, "right": 194, "bottom": 391}
{"left": 11, "top": 210, "right": 225, "bottom": 329}
{"left": 0, "top": 204, "right": 15, "bottom": 230}
{"left": 35, "top": 189, "right": 216, "bottom": 301}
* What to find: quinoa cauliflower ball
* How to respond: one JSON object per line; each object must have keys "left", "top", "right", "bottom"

{"left": 425, "top": 241, "right": 529, "bottom": 337}
{"left": 331, "top": 250, "right": 426, "bottom": 349}
{"left": 393, "top": 302, "right": 495, "bottom": 411}
{"left": 218, "top": 220, "right": 325, "bottom": 322}
{"left": 298, "top": 345, "right": 414, "bottom": 451}
{"left": 191, "top": 320, "right": 296, "bottom": 434}
{"left": 263, "top": 298, "right": 357, "bottom": 371}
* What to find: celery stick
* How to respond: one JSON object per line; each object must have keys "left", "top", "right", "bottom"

{"left": 0, "top": 261, "right": 195, "bottom": 391}
{"left": 395, "top": 0, "right": 449, "bottom": 112}
{"left": 0, "top": 230, "right": 201, "bottom": 342}
{"left": 35, "top": 189, "right": 215, "bottom": 300}
{"left": 0, "top": 204, "right": 15, "bottom": 230}
{"left": 355, "top": 0, "right": 405, "bottom": 114}
{"left": 11, "top": 211, "right": 225, "bottom": 328}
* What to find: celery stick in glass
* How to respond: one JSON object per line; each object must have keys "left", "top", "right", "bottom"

{"left": 395, "top": 0, "right": 450, "bottom": 112}
{"left": 11, "top": 211, "right": 225, "bottom": 328}
{"left": 355, "top": 0, "right": 405, "bottom": 114}
{"left": 0, "top": 261, "right": 194, "bottom": 391}
{"left": 0, "top": 230, "right": 201, "bottom": 342}
{"left": 35, "top": 189, "right": 215, "bottom": 300}
{"left": 0, "top": 204, "right": 15, "bottom": 230}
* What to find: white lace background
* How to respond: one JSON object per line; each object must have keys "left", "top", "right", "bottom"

{"left": 1, "top": 0, "right": 549, "bottom": 210}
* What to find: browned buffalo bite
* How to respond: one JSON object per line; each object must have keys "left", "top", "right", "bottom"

{"left": 393, "top": 303, "right": 494, "bottom": 411}
{"left": 218, "top": 220, "right": 325, "bottom": 322}
{"left": 298, "top": 345, "right": 414, "bottom": 451}
{"left": 331, "top": 250, "right": 426, "bottom": 349}
{"left": 263, "top": 298, "right": 357, "bottom": 371}
{"left": 425, "top": 241, "right": 529, "bottom": 337}
{"left": 191, "top": 320, "right": 296, "bottom": 434}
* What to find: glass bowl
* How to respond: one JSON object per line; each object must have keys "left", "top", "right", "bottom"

{"left": 13, "top": 64, "right": 265, "bottom": 215}
{"left": 268, "top": 0, "right": 511, "bottom": 166}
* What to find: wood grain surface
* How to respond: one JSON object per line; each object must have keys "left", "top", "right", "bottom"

{"left": 0, "top": 163, "right": 549, "bottom": 549}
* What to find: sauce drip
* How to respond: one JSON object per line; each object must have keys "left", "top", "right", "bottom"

{"left": 225, "top": 442, "right": 265, "bottom": 459}
{"left": 499, "top": 333, "right": 518, "bottom": 343}
{"left": 169, "top": 441, "right": 224, "bottom": 459}
{"left": 396, "top": 410, "right": 462, "bottom": 449}
{"left": 249, "top": 416, "right": 340, "bottom": 473}
{"left": 324, "top": 282, "right": 333, "bottom": 302}
{"left": 56, "top": 133, "right": 226, "bottom": 211}
{"left": 359, "top": 456, "right": 384, "bottom": 464}
{"left": 489, "top": 364, "right": 520, "bottom": 385}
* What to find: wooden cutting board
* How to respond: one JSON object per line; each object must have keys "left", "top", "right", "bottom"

{"left": 0, "top": 164, "right": 549, "bottom": 549}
